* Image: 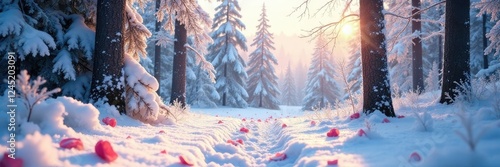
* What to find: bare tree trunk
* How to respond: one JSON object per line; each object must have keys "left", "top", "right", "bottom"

{"left": 359, "top": 0, "right": 395, "bottom": 117}
{"left": 170, "top": 19, "right": 187, "bottom": 106}
{"left": 90, "top": 0, "right": 126, "bottom": 113}
{"left": 154, "top": 0, "right": 162, "bottom": 95}
{"left": 412, "top": 0, "right": 424, "bottom": 92}
{"left": 440, "top": 0, "right": 470, "bottom": 104}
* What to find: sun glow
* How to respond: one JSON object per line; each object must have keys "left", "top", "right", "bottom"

{"left": 341, "top": 24, "right": 354, "bottom": 36}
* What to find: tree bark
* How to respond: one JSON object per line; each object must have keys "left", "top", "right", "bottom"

{"left": 359, "top": 0, "right": 395, "bottom": 117}
{"left": 90, "top": 0, "right": 126, "bottom": 113}
{"left": 440, "top": 0, "right": 470, "bottom": 104}
{"left": 170, "top": 19, "right": 187, "bottom": 106}
{"left": 412, "top": 0, "right": 424, "bottom": 92}
{"left": 154, "top": 0, "right": 162, "bottom": 95}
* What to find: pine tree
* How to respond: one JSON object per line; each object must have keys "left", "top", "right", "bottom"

{"left": 302, "top": 34, "right": 340, "bottom": 111}
{"left": 360, "top": 0, "right": 396, "bottom": 117}
{"left": 186, "top": 38, "right": 219, "bottom": 107}
{"left": 474, "top": 0, "right": 500, "bottom": 76}
{"left": 207, "top": 0, "right": 249, "bottom": 108}
{"left": 0, "top": 0, "right": 95, "bottom": 101}
{"left": 440, "top": 0, "right": 470, "bottom": 103}
{"left": 246, "top": 3, "right": 281, "bottom": 110}
{"left": 385, "top": 0, "right": 413, "bottom": 94}
{"left": 344, "top": 22, "right": 362, "bottom": 101}
{"left": 281, "top": 62, "right": 298, "bottom": 106}
{"left": 157, "top": 0, "right": 212, "bottom": 106}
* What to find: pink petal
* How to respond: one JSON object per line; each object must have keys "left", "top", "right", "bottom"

{"left": 357, "top": 129, "right": 366, "bottom": 137}
{"left": 350, "top": 113, "right": 360, "bottom": 120}
{"left": 0, "top": 153, "right": 23, "bottom": 167}
{"left": 327, "top": 159, "right": 338, "bottom": 165}
{"left": 311, "top": 121, "right": 317, "bottom": 126}
{"left": 409, "top": 152, "right": 421, "bottom": 162}
{"left": 59, "top": 138, "right": 84, "bottom": 150}
{"left": 382, "top": 118, "right": 390, "bottom": 123}
{"left": 95, "top": 140, "right": 118, "bottom": 163}
{"left": 179, "top": 155, "right": 194, "bottom": 166}
{"left": 270, "top": 152, "right": 287, "bottom": 161}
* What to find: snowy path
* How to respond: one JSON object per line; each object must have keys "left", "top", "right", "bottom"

{"left": 3, "top": 103, "right": 500, "bottom": 167}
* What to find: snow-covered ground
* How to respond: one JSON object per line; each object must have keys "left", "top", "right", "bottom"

{"left": 1, "top": 91, "right": 500, "bottom": 167}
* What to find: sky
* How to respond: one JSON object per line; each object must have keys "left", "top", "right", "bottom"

{"left": 198, "top": 0, "right": 356, "bottom": 76}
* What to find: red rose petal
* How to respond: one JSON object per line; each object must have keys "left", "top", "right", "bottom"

{"left": 236, "top": 139, "right": 244, "bottom": 145}
{"left": 311, "top": 121, "right": 317, "bottom": 126}
{"left": 95, "top": 140, "right": 118, "bottom": 163}
{"left": 102, "top": 117, "right": 110, "bottom": 124}
{"left": 107, "top": 118, "right": 117, "bottom": 127}
{"left": 398, "top": 115, "right": 405, "bottom": 118}
{"left": 218, "top": 120, "right": 223, "bottom": 124}
{"left": 382, "top": 118, "right": 390, "bottom": 123}
{"left": 409, "top": 152, "right": 421, "bottom": 162}
{"left": 327, "top": 159, "right": 338, "bottom": 165}
{"left": 270, "top": 152, "right": 287, "bottom": 161}
{"left": 282, "top": 124, "right": 287, "bottom": 128}
{"left": 159, "top": 130, "right": 165, "bottom": 134}
{"left": 0, "top": 153, "right": 23, "bottom": 167}
{"left": 227, "top": 140, "right": 237, "bottom": 146}
{"left": 350, "top": 113, "right": 360, "bottom": 120}
{"left": 258, "top": 119, "right": 261, "bottom": 122}
{"left": 242, "top": 118, "right": 246, "bottom": 121}
{"left": 179, "top": 155, "right": 194, "bottom": 166}
{"left": 126, "top": 136, "right": 132, "bottom": 139}
{"left": 59, "top": 138, "right": 84, "bottom": 150}
{"left": 327, "top": 128, "right": 340, "bottom": 137}
{"left": 240, "top": 127, "right": 249, "bottom": 133}
{"left": 160, "top": 150, "right": 167, "bottom": 154}
{"left": 357, "top": 129, "right": 366, "bottom": 137}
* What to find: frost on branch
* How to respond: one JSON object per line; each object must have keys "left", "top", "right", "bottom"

{"left": 16, "top": 70, "right": 61, "bottom": 122}
{"left": 124, "top": 54, "right": 171, "bottom": 124}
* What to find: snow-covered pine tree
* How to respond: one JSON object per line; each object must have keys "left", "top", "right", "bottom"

{"left": 471, "top": 7, "right": 488, "bottom": 74}
{"left": 302, "top": 33, "right": 341, "bottom": 111}
{"left": 0, "top": 0, "right": 95, "bottom": 101}
{"left": 385, "top": 0, "right": 413, "bottom": 95}
{"left": 207, "top": 0, "right": 249, "bottom": 108}
{"left": 344, "top": 22, "right": 362, "bottom": 101}
{"left": 157, "top": 0, "right": 212, "bottom": 106}
{"left": 186, "top": 38, "right": 219, "bottom": 107}
{"left": 246, "top": 3, "right": 281, "bottom": 110}
{"left": 281, "top": 62, "right": 298, "bottom": 106}
{"left": 139, "top": 1, "right": 175, "bottom": 101}
{"left": 474, "top": 0, "right": 500, "bottom": 76}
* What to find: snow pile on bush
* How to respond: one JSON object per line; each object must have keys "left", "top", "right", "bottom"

{"left": 14, "top": 70, "right": 101, "bottom": 136}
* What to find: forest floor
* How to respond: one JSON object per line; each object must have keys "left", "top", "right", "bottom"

{"left": 1, "top": 91, "right": 500, "bottom": 167}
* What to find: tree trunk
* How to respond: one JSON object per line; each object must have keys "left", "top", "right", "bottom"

{"left": 90, "top": 0, "right": 126, "bottom": 113}
{"left": 440, "top": 0, "right": 470, "bottom": 104}
{"left": 412, "top": 0, "right": 424, "bottom": 92}
{"left": 438, "top": 6, "right": 444, "bottom": 82}
{"left": 483, "top": 14, "right": 489, "bottom": 69}
{"left": 170, "top": 19, "right": 187, "bottom": 106}
{"left": 154, "top": 0, "right": 162, "bottom": 95}
{"left": 359, "top": 0, "right": 395, "bottom": 117}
